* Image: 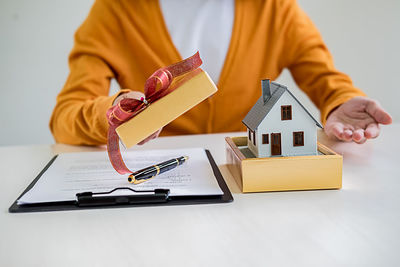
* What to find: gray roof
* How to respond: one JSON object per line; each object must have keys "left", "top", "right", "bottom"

{"left": 242, "top": 81, "right": 323, "bottom": 131}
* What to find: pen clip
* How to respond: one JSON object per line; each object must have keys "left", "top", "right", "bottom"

{"left": 76, "top": 187, "right": 170, "bottom": 207}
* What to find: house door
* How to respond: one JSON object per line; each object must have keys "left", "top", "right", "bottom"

{"left": 271, "top": 133, "right": 281, "bottom": 156}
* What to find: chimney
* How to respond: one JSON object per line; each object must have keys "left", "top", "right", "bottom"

{"left": 261, "top": 79, "right": 271, "bottom": 104}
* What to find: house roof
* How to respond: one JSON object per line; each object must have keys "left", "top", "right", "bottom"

{"left": 242, "top": 81, "right": 323, "bottom": 131}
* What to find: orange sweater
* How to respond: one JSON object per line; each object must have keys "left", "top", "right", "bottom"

{"left": 50, "top": 0, "right": 365, "bottom": 145}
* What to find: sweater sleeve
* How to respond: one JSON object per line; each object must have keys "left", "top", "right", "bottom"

{"left": 281, "top": 0, "right": 366, "bottom": 125}
{"left": 49, "top": 0, "right": 130, "bottom": 145}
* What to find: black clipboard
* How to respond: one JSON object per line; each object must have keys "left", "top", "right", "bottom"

{"left": 9, "top": 150, "right": 233, "bottom": 213}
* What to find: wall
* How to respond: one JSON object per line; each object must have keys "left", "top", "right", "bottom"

{"left": 256, "top": 91, "right": 318, "bottom": 158}
{"left": 277, "top": 0, "right": 400, "bottom": 124}
{"left": 0, "top": 0, "right": 399, "bottom": 145}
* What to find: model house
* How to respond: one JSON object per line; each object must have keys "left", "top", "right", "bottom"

{"left": 242, "top": 79, "right": 322, "bottom": 158}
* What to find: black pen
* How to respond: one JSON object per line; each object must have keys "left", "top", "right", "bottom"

{"left": 128, "top": 156, "right": 189, "bottom": 184}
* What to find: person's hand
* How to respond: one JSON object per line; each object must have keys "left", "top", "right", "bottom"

{"left": 113, "top": 91, "right": 162, "bottom": 145}
{"left": 324, "top": 96, "right": 392, "bottom": 144}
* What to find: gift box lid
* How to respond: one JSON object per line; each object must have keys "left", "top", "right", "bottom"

{"left": 116, "top": 69, "right": 218, "bottom": 148}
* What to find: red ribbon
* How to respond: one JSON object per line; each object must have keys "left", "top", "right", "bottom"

{"left": 107, "top": 52, "right": 203, "bottom": 174}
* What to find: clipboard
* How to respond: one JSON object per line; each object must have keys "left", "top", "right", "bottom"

{"left": 9, "top": 150, "right": 233, "bottom": 213}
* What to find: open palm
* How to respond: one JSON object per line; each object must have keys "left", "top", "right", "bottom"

{"left": 325, "top": 96, "right": 392, "bottom": 144}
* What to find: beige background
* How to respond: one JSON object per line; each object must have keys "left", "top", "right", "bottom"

{"left": 0, "top": 0, "right": 399, "bottom": 145}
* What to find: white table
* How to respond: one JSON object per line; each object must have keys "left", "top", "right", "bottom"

{"left": 1, "top": 125, "right": 399, "bottom": 267}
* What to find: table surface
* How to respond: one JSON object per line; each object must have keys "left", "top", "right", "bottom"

{"left": 1, "top": 125, "right": 399, "bottom": 267}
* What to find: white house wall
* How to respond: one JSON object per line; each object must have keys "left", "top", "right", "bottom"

{"left": 247, "top": 128, "right": 258, "bottom": 156}
{"left": 255, "top": 91, "right": 317, "bottom": 157}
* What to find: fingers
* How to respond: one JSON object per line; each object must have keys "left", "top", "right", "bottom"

{"left": 137, "top": 133, "right": 157, "bottom": 145}
{"left": 153, "top": 128, "right": 162, "bottom": 138}
{"left": 113, "top": 91, "right": 145, "bottom": 106}
{"left": 124, "top": 91, "right": 145, "bottom": 100}
{"left": 342, "top": 125, "right": 379, "bottom": 144}
{"left": 330, "top": 124, "right": 379, "bottom": 144}
{"left": 325, "top": 122, "right": 368, "bottom": 143}
{"left": 365, "top": 100, "right": 392, "bottom": 125}
{"left": 336, "top": 128, "right": 353, "bottom": 142}
{"left": 137, "top": 128, "right": 163, "bottom": 145}
{"left": 325, "top": 122, "right": 352, "bottom": 142}
{"left": 352, "top": 129, "right": 366, "bottom": 144}
{"left": 364, "top": 123, "right": 380, "bottom": 139}
{"left": 137, "top": 136, "right": 153, "bottom": 145}
{"left": 343, "top": 129, "right": 353, "bottom": 142}
{"left": 330, "top": 124, "right": 344, "bottom": 139}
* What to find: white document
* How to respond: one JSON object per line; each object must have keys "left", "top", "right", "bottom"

{"left": 18, "top": 148, "right": 223, "bottom": 204}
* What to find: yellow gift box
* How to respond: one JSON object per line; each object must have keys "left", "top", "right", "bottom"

{"left": 116, "top": 69, "right": 217, "bottom": 148}
{"left": 225, "top": 136, "right": 342, "bottom": 192}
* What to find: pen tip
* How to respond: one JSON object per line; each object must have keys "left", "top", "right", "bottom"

{"left": 184, "top": 156, "right": 189, "bottom": 161}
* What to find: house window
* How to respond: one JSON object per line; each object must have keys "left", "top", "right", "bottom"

{"left": 262, "top": 134, "right": 269, "bottom": 144}
{"left": 281, "top": 105, "right": 292, "bottom": 120}
{"left": 248, "top": 130, "right": 252, "bottom": 141}
{"left": 293, "top": 131, "right": 304, "bottom": 146}
{"left": 253, "top": 131, "right": 256, "bottom": 146}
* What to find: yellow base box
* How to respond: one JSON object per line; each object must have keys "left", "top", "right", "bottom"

{"left": 225, "top": 136, "right": 342, "bottom": 193}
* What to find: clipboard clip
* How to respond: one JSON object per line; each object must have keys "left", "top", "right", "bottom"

{"left": 76, "top": 187, "right": 170, "bottom": 207}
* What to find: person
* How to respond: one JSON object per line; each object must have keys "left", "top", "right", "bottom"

{"left": 50, "top": 0, "right": 392, "bottom": 146}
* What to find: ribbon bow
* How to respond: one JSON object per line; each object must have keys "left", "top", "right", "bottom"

{"left": 107, "top": 52, "right": 202, "bottom": 174}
